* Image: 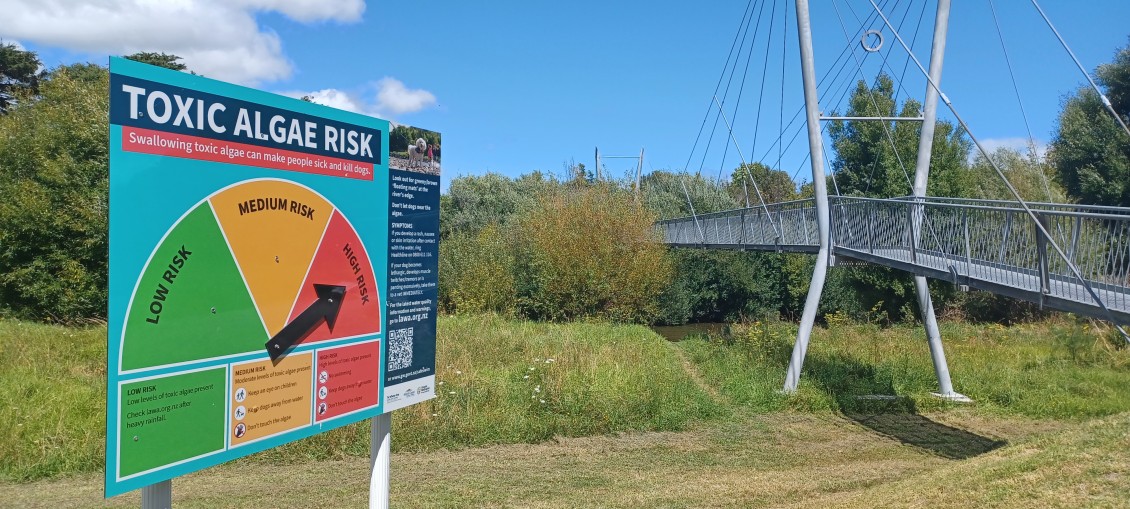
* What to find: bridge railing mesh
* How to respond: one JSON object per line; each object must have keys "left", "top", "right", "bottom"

{"left": 655, "top": 198, "right": 819, "bottom": 250}
{"left": 832, "top": 196, "right": 1130, "bottom": 314}
{"left": 659, "top": 196, "right": 1130, "bottom": 317}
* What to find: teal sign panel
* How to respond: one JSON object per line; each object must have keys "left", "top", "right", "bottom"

{"left": 106, "top": 57, "right": 438, "bottom": 497}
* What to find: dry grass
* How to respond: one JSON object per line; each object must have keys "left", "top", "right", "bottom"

{"left": 3, "top": 410, "right": 1107, "bottom": 509}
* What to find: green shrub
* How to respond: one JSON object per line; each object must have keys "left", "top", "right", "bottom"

{"left": 439, "top": 172, "right": 555, "bottom": 239}
{"left": 659, "top": 249, "right": 784, "bottom": 324}
{"left": 0, "top": 66, "right": 109, "bottom": 321}
{"left": 514, "top": 184, "right": 671, "bottom": 323}
{"left": 438, "top": 223, "right": 518, "bottom": 315}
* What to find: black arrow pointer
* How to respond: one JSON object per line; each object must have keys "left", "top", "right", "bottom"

{"left": 265, "top": 284, "right": 346, "bottom": 363}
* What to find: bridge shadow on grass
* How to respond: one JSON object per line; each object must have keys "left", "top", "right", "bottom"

{"left": 800, "top": 352, "right": 1006, "bottom": 460}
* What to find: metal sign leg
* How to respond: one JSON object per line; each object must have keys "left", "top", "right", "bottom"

{"left": 140, "top": 480, "right": 171, "bottom": 509}
{"left": 369, "top": 413, "right": 392, "bottom": 509}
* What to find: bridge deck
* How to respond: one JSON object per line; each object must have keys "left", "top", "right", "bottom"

{"left": 658, "top": 196, "right": 1130, "bottom": 324}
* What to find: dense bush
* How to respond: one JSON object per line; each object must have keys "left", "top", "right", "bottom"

{"left": 513, "top": 184, "right": 671, "bottom": 322}
{"left": 439, "top": 172, "right": 555, "bottom": 238}
{"left": 438, "top": 180, "right": 673, "bottom": 324}
{"left": 438, "top": 223, "right": 517, "bottom": 315}
{"left": 0, "top": 66, "right": 109, "bottom": 321}
{"left": 659, "top": 249, "right": 783, "bottom": 324}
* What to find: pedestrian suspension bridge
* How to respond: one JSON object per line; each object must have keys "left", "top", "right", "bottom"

{"left": 658, "top": 0, "right": 1130, "bottom": 400}
{"left": 658, "top": 195, "right": 1130, "bottom": 325}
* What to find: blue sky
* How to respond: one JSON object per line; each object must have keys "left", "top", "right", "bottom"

{"left": 4, "top": 1, "right": 1130, "bottom": 190}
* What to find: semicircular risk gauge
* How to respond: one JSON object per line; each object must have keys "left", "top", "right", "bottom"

{"left": 120, "top": 178, "right": 381, "bottom": 371}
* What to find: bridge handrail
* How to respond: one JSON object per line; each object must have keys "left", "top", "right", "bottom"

{"left": 831, "top": 196, "right": 1130, "bottom": 220}
{"left": 655, "top": 198, "right": 816, "bottom": 225}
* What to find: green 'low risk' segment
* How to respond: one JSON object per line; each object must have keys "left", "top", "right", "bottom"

{"left": 121, "top": 203, "right": 267, "bottom": 371}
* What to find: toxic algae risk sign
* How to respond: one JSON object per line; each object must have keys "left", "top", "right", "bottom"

{"left": 106, "top": 58, "right": 439, "bottom": 497}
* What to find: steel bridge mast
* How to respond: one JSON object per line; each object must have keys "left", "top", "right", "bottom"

{"left": 783, "top": 0, "right": 831, "bottom": 392}
{"left": 785, "top": 0, "right": 967, "bottom": 400}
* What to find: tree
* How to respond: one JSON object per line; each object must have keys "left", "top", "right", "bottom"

{"left": 828, "top": 74, "right": 970, "bottom": 199}
{"left": 640, "top": 170, "right": 737, "bottom": 220}
{"left": 727, "top": 162, "right": 798, "bottom": 206}
{"left": 439, "top": 172, "right": 555, "bottom": 239}
{"left": 0, "top": 42, "right": 43, "bottom": 113}
{"left": 969, "top": 147, "right": 1065, "bottom": 203}
{"left": 124, "top": 52, "right": 187, "bottom": 71}
{"left": 828, "top": 75, "right": 921, "bottom": 198}
{"left": 48, "top": 63, "right": 109, "bottom": 85}
{"left": 1051, "top": 40, "right": 1130, "bottom": 207}
{"left": 825, "top": 74, "right": 971, "bottom": 322}
{"left": 513, "top": 184, "right": 672, "bottom": 323}
{"left": 1097, "top": 38, "right": 1130, "bottom": 116}
{"left": 0, "top": 64, "right": 110, "bottom": 320}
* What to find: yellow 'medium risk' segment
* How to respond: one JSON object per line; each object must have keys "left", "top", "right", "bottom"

{"left": 210, "top": 180, "right": 333, "bottom": 336}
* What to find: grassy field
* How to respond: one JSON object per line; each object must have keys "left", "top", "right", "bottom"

{"left": 0, "top": 320, "right": 107, "bottom": 481}
{"left": 680, "top": 318, "right": 1130, "bottom": 418}
{"left": 4, "top": 410, "right": 1126, "bottom": 508}
{"left": 0, "top": 314, "right": 721, "bottom": 481}
{"left": 2, "top": 313, "right": 1129, "bottom": 507}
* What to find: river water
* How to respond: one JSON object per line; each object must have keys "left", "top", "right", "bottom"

{"left": 649, "top": 322, "right": 728, "bottom": 342}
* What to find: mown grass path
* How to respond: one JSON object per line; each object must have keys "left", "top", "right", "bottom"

{"left": 4, "top": 410, "right": 1104, "bottom": 508}
{"left": 666, "top": 340, "right": 728, "bottom": 406}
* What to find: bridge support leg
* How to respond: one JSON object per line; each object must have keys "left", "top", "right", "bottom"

{"left": 915, "top": 276, "right": 971, "bottom": 402}
{"left": 784, "top": 251, "right": 828, "bottom": 392}
{"left": 784, "top": 0, "right": 831, "bottom": 393}
{"left": 903, "top": 0, "right": 968, "bottom": 403}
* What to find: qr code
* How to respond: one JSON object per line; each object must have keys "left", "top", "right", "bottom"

{"left": 388, "top": 327, "right": 414, "bottom": 370}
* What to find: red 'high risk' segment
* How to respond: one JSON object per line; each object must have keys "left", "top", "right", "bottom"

{"left": 287, "top": 210, "right": 380, "bottom": 342}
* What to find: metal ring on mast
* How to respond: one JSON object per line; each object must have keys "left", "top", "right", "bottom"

{"left": 861, "top": 29, "right": 884, "bottom": 52}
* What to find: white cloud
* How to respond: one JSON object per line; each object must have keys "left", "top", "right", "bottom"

{"left": 233, "top": 0, "right": 364, "bottom": 23}
{"left": 282, "top": 79, "right": 438, "bottom": 118}
{"left": 0, "top": 0, "right": 365, "bottom": 85}
{"left": 978, "top": 137, "right": 1048, "bottom": 160}
{"left": 375, "top": 77, "right": 437, "bottom": 115}
{"left": 279, "top": 88, "right": 367, "bottom": 113}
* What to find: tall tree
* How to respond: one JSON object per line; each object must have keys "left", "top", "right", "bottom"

{"left": 969, "top": 147, "right": 1065, "bottom": 203}
{"left": 1051, "top": 40, "right": 1130, "bottom": 206}
{"left": 827, "top": 74, "right": 970, "bottom": 199}
{"left": 0, "top": 42, "right": 44, "bottom": 113}
{"left": 0, "top": 65, "right": 110, "bottom": 320}
{"left": 825, "top": 74, "right": 971, "bottom": 322}
{"left": 124, "top": 52, "right": 188, "bottom": 72}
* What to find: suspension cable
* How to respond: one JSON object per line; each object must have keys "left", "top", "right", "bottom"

{"left": 748, "top": 0, "right": 778, "bottom": 161}
{"left": 714, "top": 96, "right": 781, "bottom": 239}
{"left": 842, "top": 0, "right": 920, "bottom": 106}
{"left": 838, "top": 0, "right": 921, "bottom": 196}
{"left": 777, "top": 0, "right": 788, "bottom": 174}
{"left": 682, "top": 0, "right": 756, "bottom": 176}
{"left": 717, "top": 0, "right": 772, "bottom": 182}
{"left": 869, "top": 0, "right": 1130, "bottom": 341}
{"left": 831, "top": 0, "right": 915, "bottom": 194}
{"left": 989, "top": 0, "right": 1052, "bottom": 200}
{"left": 1030, "top": 0, "right": 1130, "bottom": 139}
{"left": 894, "top": 0, "right": 930, "bottom": 108}
{"left": 702, "top": 0, "right": 763, "bottom": 176}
